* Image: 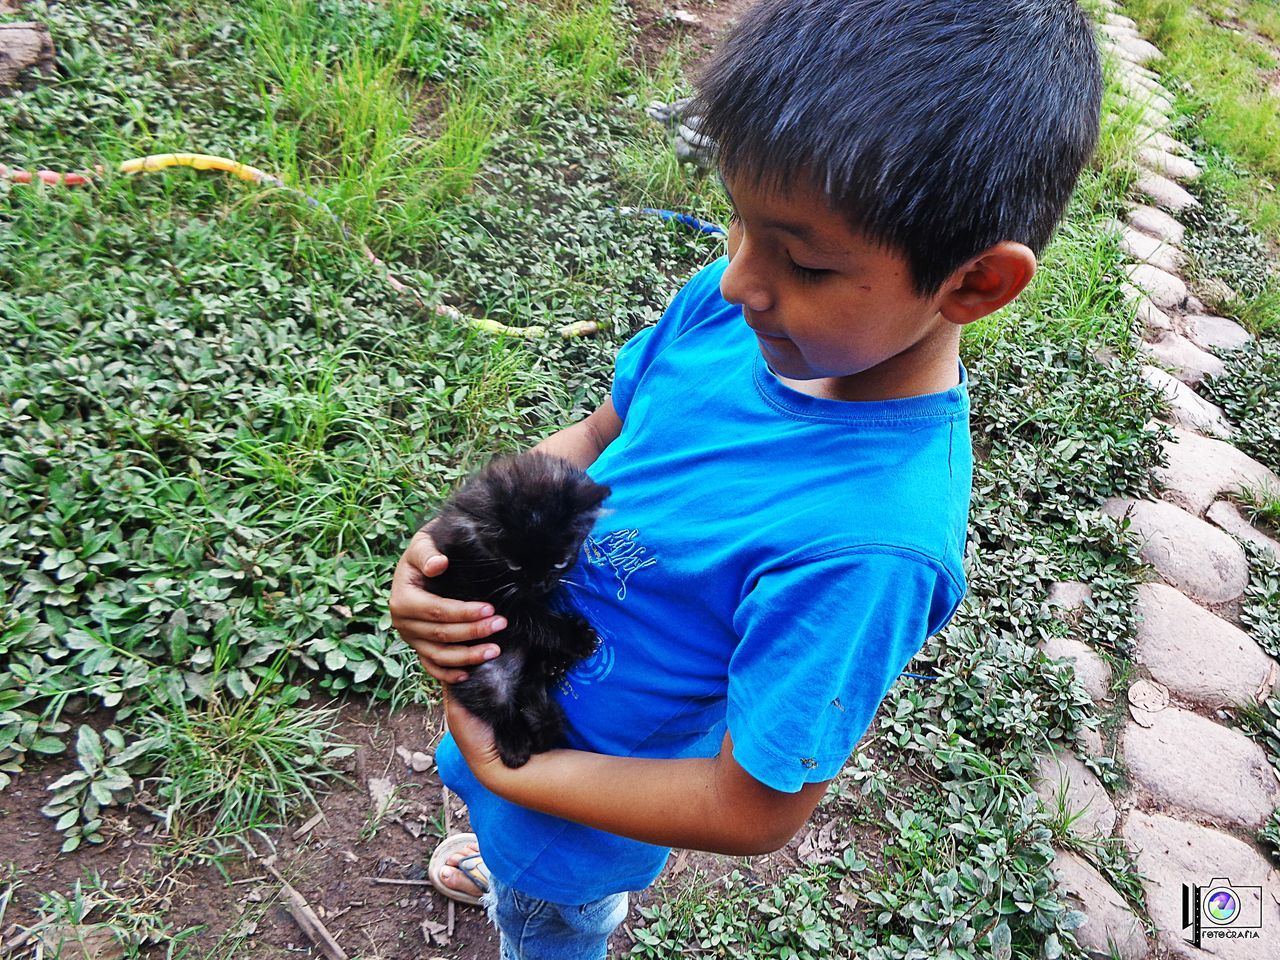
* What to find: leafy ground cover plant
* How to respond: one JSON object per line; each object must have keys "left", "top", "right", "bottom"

{"left": 1, "top": 0, "right": 717, "bottom": 851}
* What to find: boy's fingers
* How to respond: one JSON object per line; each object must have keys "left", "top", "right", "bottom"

{"left": 399, "top": 619, "right": 504, "bottom": 650}
{"left": 391, "top": 568, "right": 497, "bottom": 624}
{"left": 411, "top": 651, "right": 469, "bottom": 685}
{"left": 406, "top": 636, "right": 502, "bottom": 668}
{"left": 419, "top": 553, "right": 448, "bottom": 577}
{"left": 395, "top": 595, "right": 505, "bottom": 629}
{"left": 407, "top": 527, "right": 446, "bottom": 575}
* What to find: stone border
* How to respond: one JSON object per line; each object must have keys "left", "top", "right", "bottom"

{"left": 1032, "top": 4, "right": 1280, "bottom": 958}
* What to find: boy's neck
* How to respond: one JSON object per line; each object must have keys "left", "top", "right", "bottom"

{"left": 774, "top": 326, "right": 963, "bottom": 402}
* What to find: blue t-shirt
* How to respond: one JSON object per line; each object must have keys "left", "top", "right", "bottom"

{"left": 436, "top": 257, "right": 971, "bottom": 903}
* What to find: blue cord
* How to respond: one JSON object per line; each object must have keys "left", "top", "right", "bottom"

{"left": 612, "top": 206, "right": 728, "bottom": 238}
{"left": 901, "top": 672, "right": 937, "bottom": 681}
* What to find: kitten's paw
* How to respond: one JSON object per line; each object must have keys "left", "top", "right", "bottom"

{"left": 497, "top": 742, "right": 532, "bottom": 768}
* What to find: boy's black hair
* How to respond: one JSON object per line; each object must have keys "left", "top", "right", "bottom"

{"left": 695, "top": 0, "right": 1102, "bottom": 295}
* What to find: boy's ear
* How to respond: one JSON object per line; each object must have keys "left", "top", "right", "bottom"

{"left": 936, "top": 242, "right": 1037, "bottom": 326}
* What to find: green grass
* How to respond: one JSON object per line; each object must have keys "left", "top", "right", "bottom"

{"left": 1123, "top": 0, "right": 1280, "bottom": 238}
{"left": 137, "top": 663, "right": 354, "bottom": 839}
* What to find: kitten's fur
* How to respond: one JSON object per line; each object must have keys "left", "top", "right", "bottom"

{"left": 426, "top": 453, "right": 610, "bottom": 768}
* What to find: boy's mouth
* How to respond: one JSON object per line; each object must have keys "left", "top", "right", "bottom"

{"left": 743, "top": 310, "right": 787, "bottom": 342}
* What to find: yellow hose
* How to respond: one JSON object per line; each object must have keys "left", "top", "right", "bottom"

{"left": 7, "top": 152, "right": 598, "bottom": 340}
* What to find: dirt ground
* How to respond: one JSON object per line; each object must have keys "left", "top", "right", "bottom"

{"left": 0, "top": 694, "right": 878, "bottom": 958}
{"left": 626, "top": 0, "right": 749, "bottom": 76}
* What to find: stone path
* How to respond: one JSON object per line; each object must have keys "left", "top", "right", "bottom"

{"left": 1032, "top": 4, "right": 1280, "bottom": 958}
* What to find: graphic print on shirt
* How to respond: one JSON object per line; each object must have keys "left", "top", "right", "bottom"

{"left": 584, "top": 528, "right": 657, "bottom": 601}
{"left": 562, "top": 622, "right": 616, "bottom": 691}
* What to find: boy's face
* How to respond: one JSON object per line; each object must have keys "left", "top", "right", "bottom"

{"left": 719, "top": 173, "right": 959, "bottom": 401}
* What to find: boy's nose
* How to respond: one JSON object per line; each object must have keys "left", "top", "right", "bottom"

{"left": 720, "top": 249, "right": 773, "bottom": 313}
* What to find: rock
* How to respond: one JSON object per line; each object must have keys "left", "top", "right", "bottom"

{"left": 1049, "top": 850, "right": 1149, "bottom": 960}
{"left": 1100, "top": 23, "right": 1142, "bottom": 42}
{"left": 1139, "top": 147, "right": 1199, "bottom": 182}
{"left": 1182, "top": 314, "right": 1251, "bottom": 353}
{"left": 1134, "top": 582, "right": 1278, "bottom": 707}
{"left": 1126, "top": 86, "right": 1175, "bottom": 116}
{"left": 1112, "top": 93, "right": 1170, "bottom": 130}
{"left": 1156, "top": 427, "right": 1280, "bottom": 515}
{"left": 644, "top": 96, "right": 694, "bottom": 126}
{"left": 1101, "top": 497, "right": 1248, "bottom": 603}
{"left": 1118, "top": 69, "right": 1166, "bottom": 99}
{"left": 1196, "top": 276, "right": 1239, "bottom": 311}
{"left": 1035, "top": 748, "right": 1117, "bottom": 836}
{"left": 1122, "top": 59, "right": 1162, "bottom": 81}
{"left": 1119, "top": 226, "right": 1184, "bottom": 273}
{"left": 1136, "top": 173, "right": 1199, "bottom": 213}
{"left": 1040, "top": 633, "right": 1113, "bottom": 702}
{"left": 1117, "top": 64, "right": 1160, "bottom": 86}
{"left": 1047, "top": 581, "right": 1094, "bottom": 612}
{"left": 1075, "top": 724, "right": 1105, "bottom": 757}
{"left": 1104, "top": 13, "right": 1137, "bottom": 30}
{"left": 1127, "top": 204, "right": 1186, "bottom": 244}
{"left": 674, "top": 125, "right": 716, "bottom": 164}
{"left": 1125, "top": 707, "right": 1280, "bottom": 828}
{"left": 0, "top": 21, "right": 55, "bottom": 90}
{"left": 1112, "top": 35, "right": 1164, "bottom": 65}
{"left": 1140, "top": 332, "right": 1225, "bottom": 387}
{"left": 1125, "top": 263, "right": 1187, "bottom": 311}
{"left": 1135, "top": 124, "right": 1193, "bottom": 156}
{"left": 1122, "top": 285, "right": 1174, "bottom": 335}
{"left": 410, "top": 750, "right": 434, "bottom": 772}
{"left": 1123, "top": 811, "right": 1280, "bottom": 960}
{"left": 1207, "top": 501, "right": 1280, "bottom": 562}
{"left": 1141, "top": 365, "right": 1233, "bottom": 438}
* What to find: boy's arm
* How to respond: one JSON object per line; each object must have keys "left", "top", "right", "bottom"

{"left": 445, "top": 694, "right": 828, "bottom": 856}
{"left": 528, "top": 397, "right": 623, "bottom": 470}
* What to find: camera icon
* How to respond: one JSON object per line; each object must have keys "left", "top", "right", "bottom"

{"left": 1182, "top": 877, "right": 1264, "bottom": 947}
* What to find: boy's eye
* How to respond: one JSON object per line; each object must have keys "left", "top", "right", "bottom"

{"left": 789, "top": 259, "right": 830, "bottom": 282}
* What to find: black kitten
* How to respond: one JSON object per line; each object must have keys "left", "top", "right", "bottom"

{"left": 426, "top": 453, "right": 611, "bottom": 768}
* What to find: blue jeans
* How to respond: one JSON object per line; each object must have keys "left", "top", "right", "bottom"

{"left": 482, "top": 874, "right": 629, "bottom": 960}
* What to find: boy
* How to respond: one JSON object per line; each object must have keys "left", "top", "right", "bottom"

{"left": 389, "top": 0, "right": 1101, "bottom": 956}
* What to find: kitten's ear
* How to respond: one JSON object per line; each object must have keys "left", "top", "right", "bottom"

{"left": 575, "top": 481, "right": 611, "bottom": 513}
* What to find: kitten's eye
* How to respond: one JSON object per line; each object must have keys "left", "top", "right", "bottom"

{"left": 553, "top": 561, "right": 570, "bottom": 570}
{"left": 506, "top": 561, "right": 522, "bottom": 572}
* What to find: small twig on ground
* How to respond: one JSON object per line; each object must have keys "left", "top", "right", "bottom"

{"left": 0, "top": 916, "right": 57, "bottom": 957}
{"left": 230, "top": 875, "right": 267, "bottom": 886}
{"left": 364, "top": 878, "right": 434, "bottom": 887}
{"left": 293, "top": 812, "right": 325, "bottom": 840}
{"left": 261, "top": 862, "right": 349, "bottom": 960}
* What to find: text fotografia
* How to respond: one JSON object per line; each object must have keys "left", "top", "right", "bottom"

{"left": 1181, "top": 877, "right": 1264, "bottom": 948}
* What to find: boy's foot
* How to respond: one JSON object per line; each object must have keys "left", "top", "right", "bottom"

{"left": 428, "top": 832, "right": 490, "bottom": 906}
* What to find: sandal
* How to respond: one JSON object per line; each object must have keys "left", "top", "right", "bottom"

{"left": 428, "top": 832, "right": 491, "bottom": 907}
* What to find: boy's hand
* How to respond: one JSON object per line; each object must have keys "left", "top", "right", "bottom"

{"left": 389, "top": 525, "right": 506, "bottom": 684}
{"left": 443, "top": 690, "right": 506, "bottom": 780}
